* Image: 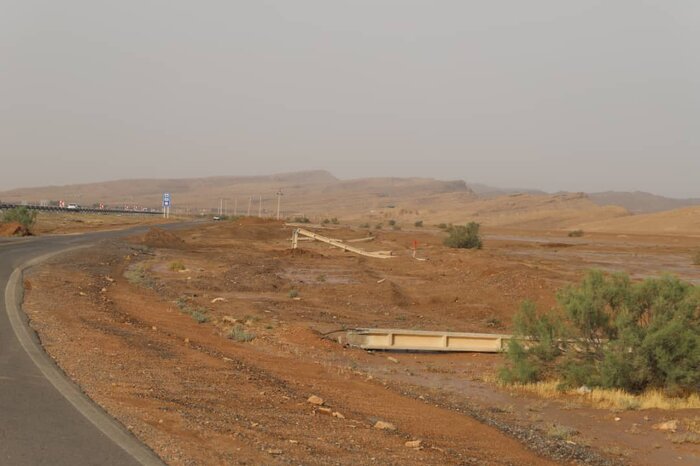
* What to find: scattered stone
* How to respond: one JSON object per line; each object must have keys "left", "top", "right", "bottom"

{"left": 405, "top": 440, "right": 422, "bottom": 448}
{"left": 614, "top": 417, "right": 621, "bottom": 422}
{"left": 151, "top": 326, "right": 157, "bottom": 331}
{"left": 211, "top": 297, "right": 226, "bottom": 303}
{"left": 318, "top": 407, "right": 333, "bottom": 416}
{"left": 105, "top": 276, "right": 115, "bottom": 282}
{"left": 373, "top": 421, "right": 396, "bottom": 431}
{"left": 288, "top": 440, "right": 298, "bottom": 444}
{"left": 79, "top": 292, "right": 87, "bottom": 296}
{"left": 184, "top": 338, "right": 190, "bottom": 344}
{"left": 222, "top": 316, "right": 238, "bottom": 324}
{"left": 307, "top": 395, "right": 324, "bottom": 406}
{"left": 267, "top": 449, "right": 283, "bottom": 455}
{"left": 332, "top": 412, "right": 345, "bottom": 419}
{"left": 100, "top": 288, "right": 107, "bottom": 293}
{"left": 653, "top": 420, "right": 679, "bottom": 432}
{"left": 576, "top": 385, "right": 592, "bottom": 395}
{"left": 387, "top": 356, "right": 399, "bottom": 364}
{"left": 377, "top": 279, "right": 386, "bottom": 284}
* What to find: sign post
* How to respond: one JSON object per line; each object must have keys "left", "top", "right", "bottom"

{"left": 162, "top": 193, "right": 171, "bottom": 219}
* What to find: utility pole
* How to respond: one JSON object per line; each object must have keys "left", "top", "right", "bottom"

{"left": 247, "top": 196, "right": 252, "bottom": 216}
{"left": 276, "top": 189, "right": 283, "bottom": 220}
{"left": 258, "top": 195, "right": 262, "bottom": 217}
{"left": 219, "top": 198, "right": 223, "bottom": 216}
{"left": 234, "top": 198, "right": 238, "bottom": 216}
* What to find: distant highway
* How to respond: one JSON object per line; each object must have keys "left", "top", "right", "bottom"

{"left": 0, "top": 225, "right": 196, "bottom": 465}
{"left": 0, "top": 203, "right": 162, "bottom": 215}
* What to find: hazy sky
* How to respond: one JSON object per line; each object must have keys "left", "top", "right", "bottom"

{"left": 2, "top": 1, "right": 699, "bottom": 197}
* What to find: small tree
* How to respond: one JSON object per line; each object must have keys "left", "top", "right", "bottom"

{"left": 444, "top": 222, "right": 482, "bottom": 249}
{"left": 500, "top": 270, "right": 700, "bottom": 395}
{"left": 1, "top": 206, "right": 37, "bottom": 229}
{"left": 414, "top": 220, "right": 424, "bottom": 227}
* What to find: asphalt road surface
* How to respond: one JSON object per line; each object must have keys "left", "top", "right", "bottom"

{"left": 0, "top": 226, "right": 183, "bottom": 465}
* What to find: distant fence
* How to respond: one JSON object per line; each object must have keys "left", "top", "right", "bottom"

{"left": 0, "top": 203, "right": 162, "bottom": 216}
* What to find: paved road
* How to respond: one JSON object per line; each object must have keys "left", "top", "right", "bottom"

{"left": 0, "top": 227, "right": 178, "bottom": 465}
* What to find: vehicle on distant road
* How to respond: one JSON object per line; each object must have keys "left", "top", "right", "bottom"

{"left": 66, "top": 203, "right": 80, "bottom": 210}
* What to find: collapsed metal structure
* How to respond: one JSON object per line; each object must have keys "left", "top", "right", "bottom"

{"left": 292, "top": 228, "right": 395, "bottom": 259}
{"left": 346, "top": 328, "right": 514, "bottom": 353}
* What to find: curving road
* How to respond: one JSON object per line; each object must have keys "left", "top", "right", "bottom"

{"left": 0, "top": 227, "right": 179, "bottom": 465}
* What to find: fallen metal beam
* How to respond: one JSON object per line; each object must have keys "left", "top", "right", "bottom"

{"left": 346, "top": 328, "right": 515, "bottom": 353}
{"left": 292, "top": 228, "right": 394, "bottom": 259}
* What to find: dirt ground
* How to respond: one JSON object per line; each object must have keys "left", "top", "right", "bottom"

{"left": 31, "top": 212, "right": 182, "bottom": 235}
{"left": 23, "top": 219, "right": 700, "bottom": 465}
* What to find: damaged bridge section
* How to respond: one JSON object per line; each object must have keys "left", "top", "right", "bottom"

{"left": 346, "top": 328, "right": 514, "bottom": 353}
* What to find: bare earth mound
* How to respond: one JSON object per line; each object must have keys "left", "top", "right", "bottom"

{"left": 0, "top": 222, "right": 30, "bottom": 237}
{"left": 143, "top": 227, "right": 185, "bottom": 249}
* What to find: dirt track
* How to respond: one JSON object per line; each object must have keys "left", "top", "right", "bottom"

{"left": 23, "top": 219, "right": 700, "bottom": 465}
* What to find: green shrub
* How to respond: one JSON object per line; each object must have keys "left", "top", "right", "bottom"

{"left": 124, "top": 265, "right": 156, "bottom": 288}
{"left": 693, "top": 251, "right": 700, "bottom": 266}
{"left": 293, "top": 216, "right": 310, "bottom": 223}
{"left": 288, "top": 289, "right": 299, "bottom": 298}
{"left": 228, "top": 325, "right": 256, "bottom": 342}
{"left": 330, "top": 217, "right": 339, "bottom": 225}
{"left": 414, "top": 220, "right": 424, "bottom": 227}
{"left": 1, "top": 206, "right": 37, "bottom": 229}
{"left": 500, "top": 270, "right": 700, "bottom": 395}
{"left": 359, "top": 222, "right": 370, "bottom": 228}
{"left": 169, "top": 260, "right": 186, "bottom": 272}
{"left": 375, "top": 223, "right": 383, "bottom": 230}
{"left": 388, "top": 220, "right": 396, "bottom": 226}
{"left": 190, "top": 309, "right": 209, "bottom": 323}
{"left": 322, "top": 218, "right": 330, "bottom": 224}
{"left": 568, "top": 230, "right": 585, "bottom": 238}
{"left": 437, "top": 223, "right": 448, "bottom": 230}
{"left": 443, "top": 222, "right": 482, "bottom": 249}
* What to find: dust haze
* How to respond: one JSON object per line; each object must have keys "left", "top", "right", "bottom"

{"left": 2, "top": 1, "right": 699, "bottom": 196}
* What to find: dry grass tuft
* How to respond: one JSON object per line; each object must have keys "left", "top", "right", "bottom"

{"left": 503, "top": 380, "right": 700, "bottom": 410}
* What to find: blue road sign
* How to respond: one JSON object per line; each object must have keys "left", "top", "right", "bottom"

{"left": 163, "top": 193, "right": 171, "bottom": 207}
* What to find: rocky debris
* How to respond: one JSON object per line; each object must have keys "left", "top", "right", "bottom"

{"left": 317, "top": 407, "right": 333, "bottom": 416}
{"left": 652, "top": 420, "right": 679, "bottom": 432}
{"left": 307, "top": 395, "right": 324, "bottom": 406}
{"left": 387, "top": 356, "right": 399, "bottom": 364}
{"left": 222, "top": 316, "right": 238, "bottom": 324}
{"left": 332, "top": 412, "right": 345, "bottom": 419}
{"left": 211, "top": 297, "right": 226, "bottom": 303}
{"left": 373, "top": 421, "right": 396, "bottom": 431}
{"left": 576, "top": 385, "right": 592, "bottom": 395}
{"left": 405, "top": 440, "right": 422, "bottom": 449}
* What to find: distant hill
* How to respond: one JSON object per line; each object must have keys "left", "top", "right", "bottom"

{"left": 11, "top": 171, "right": 700, "bottom": 233}
{"left": 588, "top": 191, "right": 700, "bottom": 214}
{"left": 576, "top": 205, "right": 700, "bottom": 235}
{"left": 0, "top": 170, "right": 477, "bottom": 217}
{"left": 467, "top": 182, "right": 547, "bottom": 198}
